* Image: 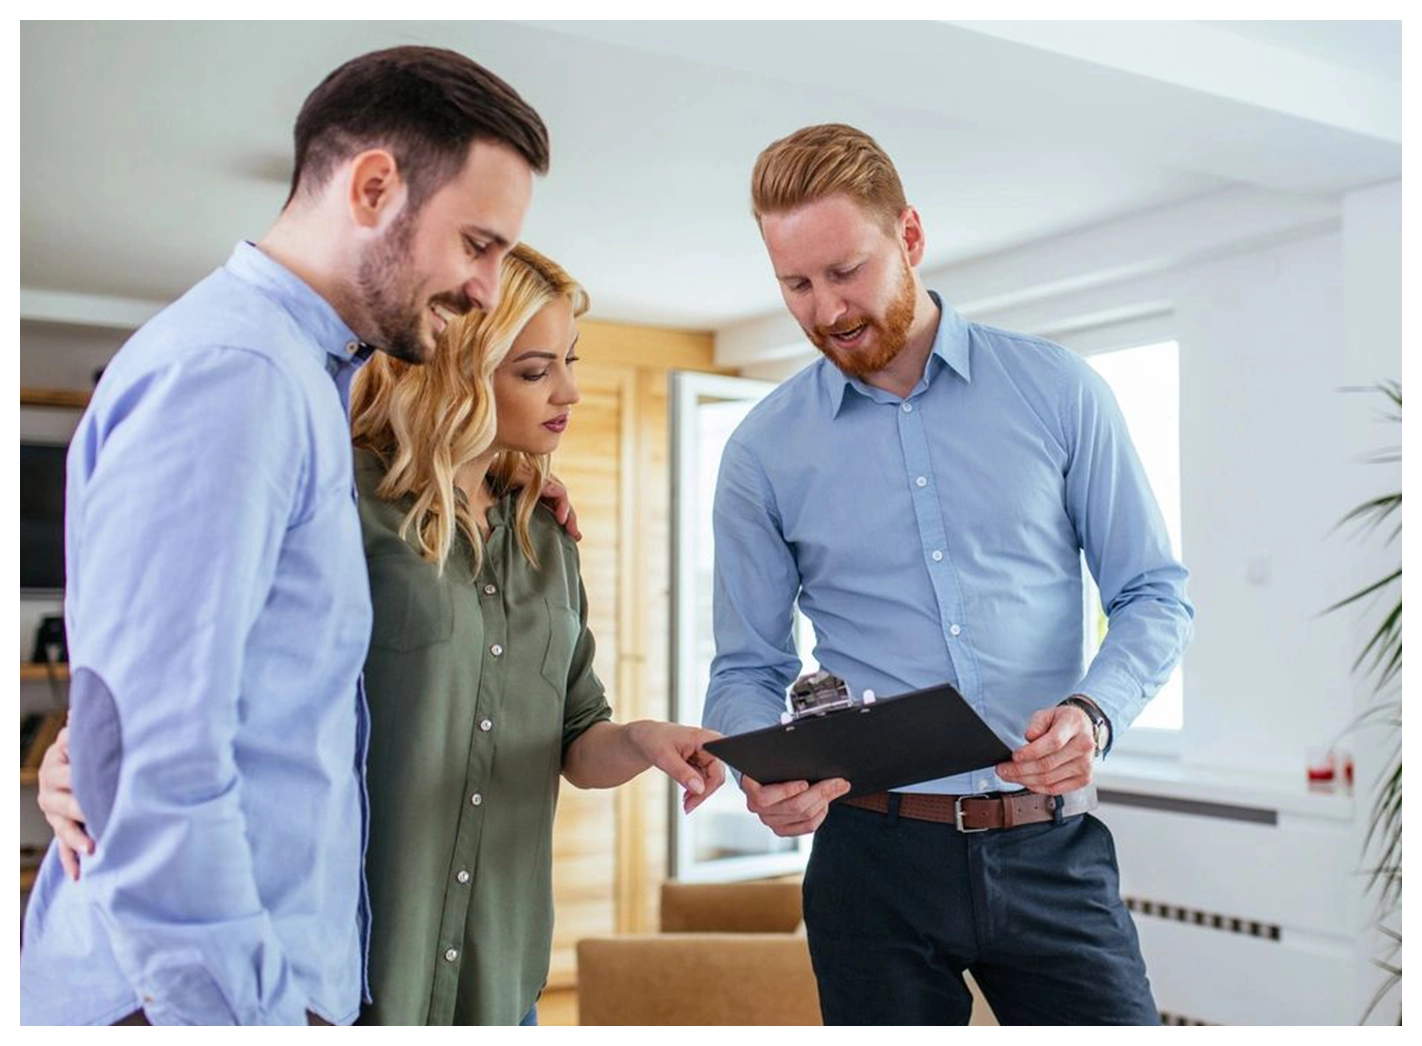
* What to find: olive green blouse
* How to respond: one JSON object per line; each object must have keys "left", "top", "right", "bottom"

{"left": 353, "top": 448, "right": 612, "bottom": 1026}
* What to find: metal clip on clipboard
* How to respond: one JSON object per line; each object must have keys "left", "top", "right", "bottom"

{"left": 780, "top": 669, "right": 875, "bottom": 725}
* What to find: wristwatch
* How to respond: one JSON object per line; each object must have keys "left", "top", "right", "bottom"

{"left": 1060, "top": 696, "right": 1111, "bottom": 759}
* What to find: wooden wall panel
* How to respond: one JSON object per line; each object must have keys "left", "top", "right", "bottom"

{"left": 547, "top": 363, "right": 629, "bottom": 985}
{"left": 634, "top": 365, "right": 672, "bottom": 934}
{"left": 544, "top": 321, "right": 725, "bottom": 986}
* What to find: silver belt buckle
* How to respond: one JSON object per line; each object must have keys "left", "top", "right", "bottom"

{"left": 954, "top": 793, "right": 992, "bottom": 833}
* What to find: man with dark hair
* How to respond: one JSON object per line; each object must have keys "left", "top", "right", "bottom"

{"left": 288, "top": 45, "right": 549, "bottom": 211}
{"left": 20, "top": 46, "right": 547, "bottom": 1026}
{"left": 704, "top": 123, "right": 1193, "bottom": 1024}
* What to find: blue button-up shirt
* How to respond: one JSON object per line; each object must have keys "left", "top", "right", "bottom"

{"left": 704, "top": 295, "right": 1193, "bottom": 794}
{"left": 21, "top": 243, "right": 374, "bottom": 1025}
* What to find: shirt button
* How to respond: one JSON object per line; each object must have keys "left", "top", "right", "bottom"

{"left": 931, "top": 550, "right": 944, "bottom": 562}
{"left": 490, "top": 644, "right": 503, "bottom": 657}
{"left": 470, "top": 792, "right": 483, "bottom": 806}
{"left": 949, "top": 624, "right": 962, "bottom": 637}
{"left": 484, "top": 584, "right": 497, "bottom": 595}
{"left": 901, "top": 402, "right": 913, "bottom": 413}
{"left": 915, "top": 476, "right": 928, "bottom": 488}
{"left": 456, "top": 869, "right": 470, "bottom": 884}
{"left": 444, "top": 948, "right": 459, "bottom": 962}
{"left": 346, "top": 341, "right": 360, "bottom": 355}
{"left": 479, "top": 718, "right": 493, "bottom": 732}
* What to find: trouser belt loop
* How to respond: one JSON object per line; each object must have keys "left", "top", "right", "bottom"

{"left": 1052, "top": 793, "right": 1065, "bottom": 825}
{"left": 886, "top": 793, "right": 901, "bottom": 826}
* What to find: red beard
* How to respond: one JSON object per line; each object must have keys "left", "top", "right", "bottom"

{"left": 808, "top": 261, "right": 916, "bottom": 380}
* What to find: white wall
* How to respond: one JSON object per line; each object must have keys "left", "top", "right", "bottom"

{"left": 1169, "top": 233, "right": 1356, "bottom": 777}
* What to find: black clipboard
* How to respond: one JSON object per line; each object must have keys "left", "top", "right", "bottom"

{"left": 703, "top": 681, "right": 1012, "bottom": 798}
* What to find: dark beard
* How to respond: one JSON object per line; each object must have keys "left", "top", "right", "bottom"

{"left": 355, "top": 211, "right": 430, "bottom": 364}
{"left": 809, "top": 260, "right": 916, "bottom": 380}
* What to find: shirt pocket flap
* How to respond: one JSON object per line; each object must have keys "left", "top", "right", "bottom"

{"left": 366, "top": 555, "right": 455, "bottom": 653}
{"left": 539, "top": 598, "right": 580, "bottom": 692}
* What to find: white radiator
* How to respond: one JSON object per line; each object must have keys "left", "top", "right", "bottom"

{"left": 1097, "top": 789, "right": 1361, "bottom": 1025}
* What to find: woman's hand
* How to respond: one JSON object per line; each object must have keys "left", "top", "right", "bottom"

{"left": 37, "top": 723, "right": 95, "bottom": 880}
{"left": 507, "top": 458, "right": 581, "bottom": 541}
{"left": 624, "top": 722, "right": 727, "bottom": 813}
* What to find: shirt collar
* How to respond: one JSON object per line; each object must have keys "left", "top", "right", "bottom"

{"left": 824, "top": 291, "right": 972, "bottom": 417}
{"left": 224, "top": 241, "right": 374, "bottom": 369}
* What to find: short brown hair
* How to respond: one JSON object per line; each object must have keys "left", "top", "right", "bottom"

{"left": 288, "top": 46, "right": 550, "bottom": 211}
{"left": 750, "top": 123, "right": 906, "bottom": 232}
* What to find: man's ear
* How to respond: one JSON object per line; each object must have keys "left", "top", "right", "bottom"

{"left": 346, "top": 149, "right": 405, "bottom": 230}
{"left": 899, "top": 206, "right": 926, "bottom": 267}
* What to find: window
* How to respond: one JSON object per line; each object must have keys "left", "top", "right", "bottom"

{"left": 1082, "top": 339, "right": 1184, "bottom": 734}
{"left": 669, "top": 372, "right": 815, "bottom": 881}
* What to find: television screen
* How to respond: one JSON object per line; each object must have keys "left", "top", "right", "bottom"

{"left": 21, "top": 442, "right": 67, "bottom": 591}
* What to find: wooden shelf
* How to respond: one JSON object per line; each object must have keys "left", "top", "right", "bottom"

{"left": 21, "top": 707, "right": 65, "bottom": 789}
{"left": 20, "top": 846, "right": 46, "bottom": 892}
{"left": 20, "top": 662, "right": 68, "bottom": 682}
{"left": 20, "top": 386, "right": 89, "bottom": 409}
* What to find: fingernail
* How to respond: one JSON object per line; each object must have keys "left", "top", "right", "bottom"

{"left": 688, "top": 778, "right": 705, "bottom": 795}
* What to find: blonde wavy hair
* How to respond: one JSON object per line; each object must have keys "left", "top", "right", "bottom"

{"left": 350, "top": 242, "right": 590, "bottom": 574}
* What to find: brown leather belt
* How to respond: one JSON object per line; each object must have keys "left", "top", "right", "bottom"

{"left": 842, "top": 786, "right": 1097, "bottom": 832}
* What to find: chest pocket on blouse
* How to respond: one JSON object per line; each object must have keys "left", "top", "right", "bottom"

{"left": 366, "top": 554, "right": 455, "bottom": 653}
{"left": 539, "top": 598, "right": 580, "bottom": 694}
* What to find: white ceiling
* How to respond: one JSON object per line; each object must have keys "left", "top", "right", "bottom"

{"left": 1201, "top": 20, "right": 1403, "bottom": 80}
{"left": 20, "top": 20, "right": 1401, "bottom": 332}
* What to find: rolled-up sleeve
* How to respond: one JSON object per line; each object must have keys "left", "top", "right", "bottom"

{"left": 560, "top": 571, "right": 614, "bottom": 753}
{"left": 67, "top": 347, "right": 310, "bottom": 1025}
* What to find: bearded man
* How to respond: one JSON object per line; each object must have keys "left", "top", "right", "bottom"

{"left": 703, "top": 123, "right": 1194, "bottom": 1025}
{"left": 21, "top": 46, "right": 546, "bottom": 1026}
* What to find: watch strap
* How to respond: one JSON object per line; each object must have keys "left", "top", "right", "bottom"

{"left": 1060, "top": 696, "right": 1111, "bottom": 758}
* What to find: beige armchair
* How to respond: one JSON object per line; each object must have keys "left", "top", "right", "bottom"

{"left": 576, "top": 880, "right": 819, "bottom": 1025}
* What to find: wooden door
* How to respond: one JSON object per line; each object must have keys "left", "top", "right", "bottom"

{"left": 546, "top": 361, "right": 636, "bottom": 985}
{"left": 544, "top": 320, "right": 726, "bottom": 987}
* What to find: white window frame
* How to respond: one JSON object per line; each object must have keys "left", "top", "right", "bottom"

{"left": 669, "top": 371, "right": 814, "bottom": 882}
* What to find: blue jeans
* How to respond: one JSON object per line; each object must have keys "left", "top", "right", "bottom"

{"left": 803, "top": 800, "right": 1159, "bottom": 1025}
{"left": 519, "top": 1003, "right": 538, "bottom": 1027}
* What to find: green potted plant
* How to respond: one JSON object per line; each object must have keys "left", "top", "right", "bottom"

{"left": 1326, "top": 379, "right": 1400, "bottom": 1022}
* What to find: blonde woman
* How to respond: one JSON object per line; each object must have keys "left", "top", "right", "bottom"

{"left": 346, "top": 243, "right": 723, "bottom": 1025}
{"left": 37, "top": 245, "right": 725, "bottom": 1026}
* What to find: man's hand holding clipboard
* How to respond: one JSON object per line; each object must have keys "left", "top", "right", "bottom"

{"left": 703, "top": 672, "right": 1013, "bottom": 835}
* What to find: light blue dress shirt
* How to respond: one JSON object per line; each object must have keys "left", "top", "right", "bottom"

{"left": 20, "top": 243, "right": 374, "bottom": 1025}
{"left": 704, "top": 295, "right": 1193, "bottom": 794}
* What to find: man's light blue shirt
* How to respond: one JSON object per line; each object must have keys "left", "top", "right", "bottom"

{"left": 704, "top": 295, "right": 1193, "bottom": 793}
{"left": 21, "top": 243, "right": 375, "bottom": 1025}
